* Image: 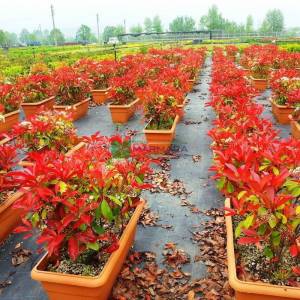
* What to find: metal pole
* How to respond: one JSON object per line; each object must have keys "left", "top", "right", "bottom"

{"left": 113, "top": 44, "right": 117, "bottom": 61}
{"left": 50, "top": 4, "right": 57, "bottom": 46}
{"left": 96, "top": 13, "right": 100, "bottom": 44}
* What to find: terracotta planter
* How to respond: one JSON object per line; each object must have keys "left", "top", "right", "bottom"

{"left": 21, "top": 96, "right": 55, "bottom": 118}
{"left": 241, "top": 67, "right": 250, "bottom": 77}
{"left": 250, "top": 76, "right": 268, "bottom": 91}
{"left": 187, "top": 79, "right": 196, "bottom": 91}
{"left": 270, "top": 99, "right": 294, "bottom": 125}
{"left": 225, "top": 198, "right": 300, "bottom": 300}
{"left": 0, "top": 191, "right": 23, "bottom": 242}
{"left": 18, "top": 142, "right": 85, "bottom": 167}
{"left": 177, "top": 99, "right": 187, "bottom": 121}
{"left": 91, "top": 88, "right": 110, "bottom": 105}
{"left": 290, "top": 118, "right": 300, "bottom": 139}
{"left": 54, "top": 98, "right": 89, "bottom": 121}
{"left": 0, "top": 110, "right": 19, "bottom": 134}
{"left": 143, "top": 115, "right": 179, "bottom": 152}
{"left": 108, "top": 98, "right": 139, "bottom": 124}
{"left": 31, "top": 200, "right": 145, "bottom": 300}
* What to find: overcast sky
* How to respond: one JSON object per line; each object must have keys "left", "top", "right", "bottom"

{"left": 0, "top": 0, "right": 299, "bottom": 37}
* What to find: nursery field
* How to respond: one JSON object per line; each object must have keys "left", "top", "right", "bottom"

{"left": 0, "top": 44, "right": 299, "bottom": 300}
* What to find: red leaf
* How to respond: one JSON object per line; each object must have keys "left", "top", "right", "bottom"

{"left": 68, "top": 237, "right": 79, "bottom": 261}
{"left": 237, "top": 236, "right": 260, "bottom": 245}
{"left": 290, "top": 245, "right": 298, "bottom": 258}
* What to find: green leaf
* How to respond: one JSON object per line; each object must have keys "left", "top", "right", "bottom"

{"left": 79, "top": 224, "right": 87, "bottom": 231}
{"left": 258, "top": 207, "right": 267, "bottom": 216}
{"left": 243, "top": 214, "right": 254, "bottom": 229}
{"left": 268, "top": 214, "right": 277, "bottom": 229}
{"left": 216, "top": 177, "right": 226, "bottom": 190}
{"left": 258, "top": 224, "right": 267, "bottom": 235}
{"left": 95, "top": 205, "right": 101, "bottom": 219}
{"left": 264, "top": 246, "right": 274, "bottom": 258}
{"left": 272, "top": 166, "right": 279, "bottom": 176}
{"left": 41, "top": 209, "right": 47, "bottom": 220}
{"left": 101, "top": 200, "right": 114, "bottom": 221}
{"left": 226, "top": 181, "right": 235, "bottom": 193}
{"left": 271, "top": 231, "right": 281, "bottom": 247}
{"left": 59, "top": 181, "right": 68, "bottom": 193}
{"left": 31, "top": 212, "right": 40, "bottom": 227}
{"left": 235, "top": 222, "right": 243, "bottom": 238}
{"left": 292, "top": 218, "right": 300, "bottom": 230}
{"left": 237, "top": 191, "right": 247, "bottom": 200}
{"left": 87, "top": 242, "right": 100, "bottom": 251}
{"left": 259, "top": 165, "right": 269, "bottom": 171}
{"left": 92, "top": 222, "right": 105, "bottom": 234}
{"left": 107, "top": 195, "right": 122, "bottom": 206}
{"left": 296, "top": 206, "right": 300, "bottom": 215}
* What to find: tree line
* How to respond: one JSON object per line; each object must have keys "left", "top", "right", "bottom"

{"left": 0, "top": 5, "right": 297, "bottom": 47}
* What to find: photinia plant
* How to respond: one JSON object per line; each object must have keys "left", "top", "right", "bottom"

{"left": 52, "top": 66, "right": 91, "bottom": 105}
{"left": 12, "top": 110, "right": 79, "bottom": 153}
{"left": 10, "top": 134, "right": 153, "bottom": 269}
{"left": 0, "top": 83, "right": 22, "bottom": 115}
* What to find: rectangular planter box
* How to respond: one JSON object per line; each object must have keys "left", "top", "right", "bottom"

{"left": 91, "top": 88, "right": 110, "bottom": 105}
{"left": 21, "top": 96, "right": 55, "bottom": 118}
{"left": 225, "top": 198, "right": 300, "bottom": 300}
{"left": 143, "top": 115, "right": 179, "bottom": 152}
{"left": 0, "top": 191, "right": 23, "bottom": 242}
{"left": 250, "top": 76, "right": 268, "bottom": 91}
{"left": 177, "top": 99, "right": 187, "bottom": 121}
{"left": 54, "top": 98, "right": 89, "bottom": 121}
{"left": 0, "top": 110, "right": 19, "bottom": 134}
{"left": 290, "top": 119, "right": 300, "bottom": 139}
{"left": 108, "top": 98, "right": 139, "bottom": 124}
{"left": 270, "top": 99, "right": 294, "bottom": 125}
{"left": 31, "top": 200, "right": 145, "bottom": 300}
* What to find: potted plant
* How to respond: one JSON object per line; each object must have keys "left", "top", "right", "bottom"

{"left": 18, "top": 74, "right": 55, "bottom": 118}
{"left": 12, "top": 110, "right": 83, "bottom": 167}
{"left": 270, "top": 69, "right": 300, "bottom": 124}
{"left": 53, "top": 66, "right": 91, "bottom": 121}
{"left": 249, "top": 55, "right": 272, "bottom": 91}
{"left": 11, "top": 135, "right": 152, "bottom": 300}
{"left": 225, "top": 45, "right": 239, "bottom": 61}
{"left": 108, "top": 72, "right": 139, "bottom": 124}
{"left": 0, "top": 83, "right": 22, "bottom": 134}
{"left": 0, "top": 142, "right": 23, "bottom": 242}
{"left": 75, "top": 59, "right": 115, "bottom": 105}
{"left": 289, "top": 107, "right": 300, "bottom": 139}
{"left": 140, "top": 82, "right": 181, "bottom": 152}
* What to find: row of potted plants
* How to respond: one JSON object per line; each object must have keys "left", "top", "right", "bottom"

{"left": 209, "top": 47, "right": 300, "bottom": 299}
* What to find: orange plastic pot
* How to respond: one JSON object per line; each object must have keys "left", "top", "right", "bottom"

{"left": 54, "top": 98, "right": 89, "bottom": 121}
{"left": 143, "top": 115, "right": 179, "bottom": 152}
{"left": 108, "top": 98, "right": 139, "bottom": 124}
{"left": 21, "top": 96, "right": 55, "bottom": 118}
{"left": 250, "top": 76, "right": 268, "bottom": 91}
{"left": 31, "top": 200, "right": 145, "bottom": 300}
{"left": 270, "top": 99, "right": 294, "bottom": 125}
{"left": 91, "top": 88, "right": 110, "bottom": 105}
{"left": 18, "top": 142, "right": 86, "bottom": 167}
{"left": 0, "top": 110, "right": 19, "bottom": 134}
{"left": 187, "top": 79, "right": 195, "bottom": 91}
{"left": 225, "top": 198, "right": 300, "bottom": 300}
{"left": 290, "top": 118, "right": 300, "bottom": 139}
{"left": 177, "top": 99, "right": 187, "bottom": 121}
{"left": 0, "top": 191, "right": 23, "bottom": 242}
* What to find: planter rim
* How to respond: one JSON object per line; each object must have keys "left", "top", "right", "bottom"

{"left": 250, "top": 76, "right": 268, "bottom": 81}
{"left": 1, "top": 109, "right": 20, "bottom": 119}
{"left": 0, "top": 136, "right": 11, "bottom": 145}
{"left": 290, "top": 117, "right": 300, "bottom": 129}
{"left": 21, "top": 96, "right": 55, "bottom": 106}
{"left": 31, "top": 199, "right": 145, "bottom": 288}
{"left": 0, "top": 191, "right": 23, "bottom": 214}
{"left": 108, "top": 98, "right": 139, "bottom": 109}
{"left": 143, "top": 115, "right": 179, "bottom": 134}
{"left": 270, "top": 98, "right": 294, "bottom": 109}
{"left": 18, "top": 141, "right": 85, "bottom": 167}
{"left": 225, "top": 198, "right": 300, "bottom": 298}
{"left": 91, "top": 87, "right": 111, "bottom": 93}
{"left": 54, "top": 98, "right": 90, "bottom": 109}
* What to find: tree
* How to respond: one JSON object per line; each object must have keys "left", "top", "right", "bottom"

{"left": 152, "top": 15, "right": 163, "bottom": 33}
{"left": 19, "top": 28, "right": 30, "bottom": 44}
{"left": 130, "top": 24, "right": 143, "bottom": 34}
{"left": 76, "top": 24, "right": 95, "bottom": 43}
{"left": 246, "top": 15, "right": 254, "bottom": 32}
{"left": 260, "top": 9, "right": 284, "bottom": 33}
{"left": 205, "top": 5, "right": 224, "bottom": 30}
{"left": 0, "top": 30, "right": 6, "bottom": 47}
{"left": 169, "top": 16, "right": 196, "bottom": 32}
{"left": 49, "top": 28, "right": 65, "bottom": 45}
{"left": 5, "top": 32, "right": 18, "bottom": 47}
{"left": 144, "top": 17, "right": 153, "bottom": 33}
{"left": 102, "top": 25, "right": 124, "bottom": 42}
